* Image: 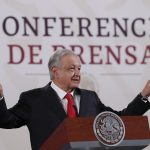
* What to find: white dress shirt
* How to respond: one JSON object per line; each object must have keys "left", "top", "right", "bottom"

{"left": 51, "top": 82, "right": 80, "bottom": 114}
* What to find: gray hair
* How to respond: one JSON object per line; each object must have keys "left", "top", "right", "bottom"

{"left": 48, "top": 49, "right": 77, "bottom": 80}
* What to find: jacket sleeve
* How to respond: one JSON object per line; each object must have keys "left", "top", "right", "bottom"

{"left": 119, "top": 94, "right": 150, "bottom": 116}
{"left": 96, "top": 92, "right": 150, "bottom": 116}
{"left": 0, "top": 93, "right": 31, "bottom": 129}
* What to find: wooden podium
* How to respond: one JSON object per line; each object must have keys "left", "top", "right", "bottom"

{"left": 40, "top": 116, "right": 150, "bottom": 150}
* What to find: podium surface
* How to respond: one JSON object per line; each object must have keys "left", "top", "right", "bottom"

{"left": 40, "top": 116, "right": 150, "bottom": 150}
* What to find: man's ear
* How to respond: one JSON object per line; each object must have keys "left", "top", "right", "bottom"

{"left": 51, "top": 66, "right": 59, "bottom": 77}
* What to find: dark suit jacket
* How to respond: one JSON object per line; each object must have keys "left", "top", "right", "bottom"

{"left": 0, "top": 83, "right": 150, "bottom": 150}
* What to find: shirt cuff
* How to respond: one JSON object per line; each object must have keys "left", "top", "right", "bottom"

{"left": 139, "top": 93, "right": 149, "bottom": 103}
{"left": 0, "top": 96, "right": 4, "bottom": 101}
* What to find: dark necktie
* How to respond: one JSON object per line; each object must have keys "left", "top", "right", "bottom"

{"left": 64, "top": 93, "right": 77, "bottom": 118}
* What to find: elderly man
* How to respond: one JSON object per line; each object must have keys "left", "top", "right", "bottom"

{"left": 0, "top": 49, "right": 150, "bottom": 150}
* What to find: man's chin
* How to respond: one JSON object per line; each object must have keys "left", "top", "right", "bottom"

{"left": 71, "top": 83, "right": 80, "bottom": 89}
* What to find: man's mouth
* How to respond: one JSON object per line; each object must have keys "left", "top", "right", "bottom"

{"left": 72, "top": 78, "right": 80, "bottom": 82}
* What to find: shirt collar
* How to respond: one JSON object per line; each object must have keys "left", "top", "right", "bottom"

{"left": 51, "top": 81, "right": 74, "bottom": 99}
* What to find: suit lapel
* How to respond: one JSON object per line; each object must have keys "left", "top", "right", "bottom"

{"left": 79, "top": 93, "right": 86, "bottom": 116}
{"left": 42, "top": 83, "right": 67, "bottom": 121}
{"left": 41, "top": 84, "right": 90, "bottom": 118}
{"left": 75, "top": 89, "right": 87, "bottom": 116}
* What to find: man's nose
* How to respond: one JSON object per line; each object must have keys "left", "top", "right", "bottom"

{"left": 74, "top": 68, "right": 80, "bottom": 76}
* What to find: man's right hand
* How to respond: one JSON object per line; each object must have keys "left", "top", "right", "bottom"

{"left": 141, "top": 80, "right": 150, "bottom": 98}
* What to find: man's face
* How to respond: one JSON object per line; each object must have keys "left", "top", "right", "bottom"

{"left": 52, "top": 55, "right": 81, "bottom": 92}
